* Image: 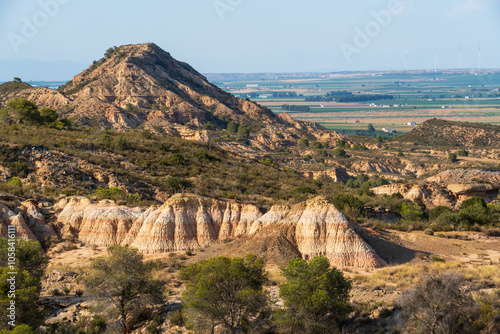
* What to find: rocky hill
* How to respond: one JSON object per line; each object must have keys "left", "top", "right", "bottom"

{"left": 0, "top": 43, "right": 344, "bottom": 151}
{"left": 49, "top": 194, "right": 385, "bottom": 269}
{"left": 399, "top": 118, "right": 500, "bottom": 147}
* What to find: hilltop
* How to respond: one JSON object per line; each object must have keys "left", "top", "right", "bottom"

{"left": 0, "top": 43, "right": 344, "bottom": 152}
{"left": 398, "top": 118, "right": 500, "bottom": 147}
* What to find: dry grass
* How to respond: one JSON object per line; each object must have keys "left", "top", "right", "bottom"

{"left": 352, "top": 262, "right": 500, "bottom": 291}
{"left": 266, "top": 268, "right": 287, "bottom": 286}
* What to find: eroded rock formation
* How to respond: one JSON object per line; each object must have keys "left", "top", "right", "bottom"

{"left": 54, "top": 194, "right": 385, "bottom": 268}
{"left": 0, "top": 200, "right": 56, "bottom": 243}
{"left": 372, "top": 169, "right": 500, "bottom": 209}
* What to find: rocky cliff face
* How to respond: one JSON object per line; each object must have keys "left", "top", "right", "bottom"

{"left": 0, "top": 84, "right": 69, "bottom": 110}
{"left": 0, "top": 198, "right": 56, "bottom": 243}
{"left": 54, "top": 194, "right": 385, "bottom": 269}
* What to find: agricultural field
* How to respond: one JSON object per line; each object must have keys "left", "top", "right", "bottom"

{"left": 209, "top": 70, "right": 500, "bottom": 134}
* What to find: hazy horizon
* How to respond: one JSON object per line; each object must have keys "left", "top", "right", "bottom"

{"left": 1, "top": 0, "right": 499, "bottom": 81}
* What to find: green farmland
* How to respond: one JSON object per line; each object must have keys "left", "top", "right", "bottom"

{"left": 211, "top": 71, "right": 500, "bottom": 134}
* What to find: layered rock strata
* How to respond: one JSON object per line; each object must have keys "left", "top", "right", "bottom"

{"left": 55, "top": 194, "right": 385, "bottom": 268}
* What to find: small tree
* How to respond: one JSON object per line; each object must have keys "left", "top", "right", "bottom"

{"left": 397, "top": 272, "right": 479, "bottom": 334}
{"left": 448, "top": 153, "right": 458, "bottom": 163}
{"left": 180, "top": 254, "right": 267, "bottom": 334}
{"left": 124, "top": 103, "right": 135, "bottom": 112}
{"left": 274, "top": 256, "right": 352, "bottom": 334}
{"left": 237, "top": 125, "right": 250, "bottom": 139}
{"left": 13, "top": 77, "right": 22, "bottom": 83}
{"left": 0, "top": 239, "right": 48, "bottom": 330}
{"left": 84, "top": 246, "right": 164, "bottom": 334}
{"left": 0, "top": 98, "right": 41, "bottom": 125}
{"left": 400, "top": 202, "right": 424, "bottom": 222}
{"left": 226, "top": 121, "right": 240, "bottom": 133}
{"left": 39, "top": 108, "right": 58, "bottom": 123}
{"left": 367, "top": 123, "right": 375, "bottom": 132}
{"left": 333, "top": 147, "right": 347, "bottom": 158}
{"left": 202, "top": 121, "right": 216, "bottom": 131}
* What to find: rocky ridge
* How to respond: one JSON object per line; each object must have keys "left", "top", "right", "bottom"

{"left": 372, "top": 168, "right": 500, "bottom": 209}
{"left": 399, "top": 118, "right": 500, "bottom": 147}
{"left": 0, "top": 43, "right": 345, "bottom": 152}
{"left": 53, "top": 194, "right": 385, "bottom": 269}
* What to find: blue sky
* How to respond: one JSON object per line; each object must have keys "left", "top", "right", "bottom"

{"left": 0, "top": 0, "right": 499, "bottom": 79}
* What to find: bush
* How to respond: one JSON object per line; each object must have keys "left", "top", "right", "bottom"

{"left": 310, "top": 141, "right": 323, "bottom": 149}
{"left": 429, "top": 206, "right": 452, "bottom": 221}
{"left": 398, "top": 272, "right": 479, "bottom": 333}
{"left": 448, "top": 153, "right": 458, "bottom": 163}
{"left": 298, "top": 138, "right": 309, "bottom": 147}
{"left": 94, "top": 187, "right": 125, "bottom": 201}
{"left": 294, "top": 186, "right": 317, "bottom": 195}
{"left": 237, "top": 126, "right": 250, "bottom": 139}
{"left": 333, "top": 148, "right": 347, "bottom": 158}
{"left": 332, "top": 194, "right": 365, "bottom": 220}
{"left": 202, "top": 121, "right": 216, "bottom": 131}
{"left": 165, "top": 177, "right": 188, "bottom": 192}
{"left": 169, "top": 153, "right": 185, "bottom": 165}
{"left": 226, "top": 121, "right": 240, "bottom": 133}
{"left": 461, "top": 197, "right": 487, "bottom": 211}
{"left": 400, "top": 202, "right": 424, "bottom": 222}
{"left": 170, "top": 310, "right": 184, "bottom": 326}
{"left": 8, "top": 177, "right": 22, "bottom": 188}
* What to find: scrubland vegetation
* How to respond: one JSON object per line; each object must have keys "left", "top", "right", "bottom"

{"left": 3, "top": 240, "right": 498, "bottom": 333}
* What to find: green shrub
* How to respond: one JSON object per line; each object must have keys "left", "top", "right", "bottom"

{"left": 202, "top": 121, "right": 216, "bottom": 131}
{"left": 310, "top": 141, "right": 323, "bottom": 149}
{"left": 333, "top": 148, "right": 347, "bottom": 158}
{"left": 226, "top": 121, "right": 240, "bottom": 133}
{"left": 461, "top": 197, "right": 487, "bottom": 211}
{"left": 429, "top": 206, "right": 452, "bottom": 221}
{"left": 298, "top": 138, "right": 309, "bottom": 147}
{"left": 8, "top": 177, "right": 23, "bottom": 188}
{"left": 170, "top": 310, "right": 184, "bottom": 326}
{"left": 294, "top": 186, "right": 317, "bottom": 195}
{"left": 94, "top": 187, "right": 125, "bottom": 201}
{"left": 169, "top": 153, "right": 185, "bottom": 165}
{"left": 332, "top": 194, "right": 365, "bottom": 213}
{"left": 448, "top": 153, "right": 458, "bottom": 163}
{"left": 400, "top": 202, "right": 424, "bottom": 222}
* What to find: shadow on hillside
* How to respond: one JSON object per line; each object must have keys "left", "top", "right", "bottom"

{"left": 355, "top": 227, "right": 429, "bottom": 265}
